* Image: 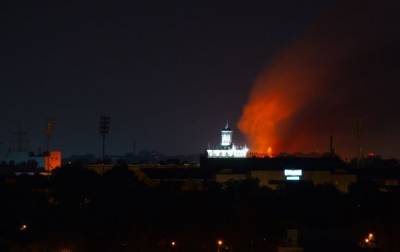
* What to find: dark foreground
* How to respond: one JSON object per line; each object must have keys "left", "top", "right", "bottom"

{"left": 0, "top": 164, "right": 399, "bottom": 252}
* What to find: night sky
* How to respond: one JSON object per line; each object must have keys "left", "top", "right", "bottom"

{"left": 1, "top": 1, "right": 399, "bottom": 158}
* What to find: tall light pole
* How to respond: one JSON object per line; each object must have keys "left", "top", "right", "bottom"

{"left": 99, "top": 116, "right": 111, "bottom": 165}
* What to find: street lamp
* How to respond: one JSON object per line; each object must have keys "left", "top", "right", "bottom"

{"left": 171, "top": 240, "right": 176, "bottom": 247}
{"left": 19, "top": 224, "right": 28, "bottom": 231}
{"left": 362, "top": 232, "right": 375, "bottom": 248}
{"left": 217, "top": 239, "right": 223, "bottom": 252}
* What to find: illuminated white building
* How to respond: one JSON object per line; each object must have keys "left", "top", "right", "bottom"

{"left": 206, "top": 122, "right": 249, "bottom": 158}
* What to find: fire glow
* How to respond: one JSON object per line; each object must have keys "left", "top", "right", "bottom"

{"left": 237, "top": 8, "right": 356, "bottom": 156}
{"left": 238, "top": 44, "right": 325, "bottom": 155}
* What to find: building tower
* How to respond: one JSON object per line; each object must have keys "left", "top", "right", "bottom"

{"left": 206, "top": 122, "right": 248, "bottom": 158}
{"left": 221, "top": 122, "right": 232, "bottom": 147}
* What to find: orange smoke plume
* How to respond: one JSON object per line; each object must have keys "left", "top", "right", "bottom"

{"left": 239, "top": 1, "right": 399, "bottom": 157}
{"left": 238, "top": 15, "right": 350, "bottom": 155}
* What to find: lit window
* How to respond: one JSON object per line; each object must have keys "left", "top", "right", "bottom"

{"left": 284, "top": 169, "right": 302, "bottom": 181}
{"left": 284, "top": 169, "right": 302, "bottom": 176}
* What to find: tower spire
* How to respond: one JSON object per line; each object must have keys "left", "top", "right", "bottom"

{"left": 221, "top": 121, "right": 232, "bottom": 146}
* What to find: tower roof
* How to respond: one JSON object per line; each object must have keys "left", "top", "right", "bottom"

{"left": 222, "top": 121, "right": 232, "bottom": 131}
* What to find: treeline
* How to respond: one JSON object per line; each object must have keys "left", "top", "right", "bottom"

{"left": 0, "top": 163, "right": 399, "bottom": 251}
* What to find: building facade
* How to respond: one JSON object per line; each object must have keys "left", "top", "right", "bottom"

{"left": 203, "top": 156, "right": 357, "bottom": 193}
{"left": 206, "top": 122, "right": 248, "bottom": 158}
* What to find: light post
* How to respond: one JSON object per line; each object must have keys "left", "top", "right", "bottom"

{"left": 99, "top": 116, "right": 111, "bottom": 163}
{"left": 361, "top": 232, "right": 376, "bottom": 249}
{"left": 19, "top": 224, "right": 28, "bottom": 231}
{"left": 99, "top": 116, "right": 111, "bottom": 172}
{"left": 217, "top": 239, "right": 223, "bottom": 252}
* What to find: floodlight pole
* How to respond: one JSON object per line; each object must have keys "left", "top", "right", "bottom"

{"left": 99, "top": 116, "right": 111, "bottom": 173}
{"left": 102, "top": 133, "right": 106, "bottom": 164}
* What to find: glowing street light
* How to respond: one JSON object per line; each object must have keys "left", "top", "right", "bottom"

{"left": 217, "top": 239, "right": 224, "bottom": 252}
{"left": 170, "top": 240, "right": 176, "bottom": 247}
{"left": 19, "top": 224, "right": 28, "bottom": 231}
{"left": 361, "top": 232, "right": 375, "bottom": 248}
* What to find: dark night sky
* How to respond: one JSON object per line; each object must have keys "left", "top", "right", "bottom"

{"left": 1, "top": 1, "right": 399, "bottom": 158}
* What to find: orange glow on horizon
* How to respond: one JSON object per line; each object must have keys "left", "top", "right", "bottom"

{"left": 267, "top": 146, "right": 272, "bottom": 157}
{"left": 45, "top": 151, "right": 62, "bottom": 171}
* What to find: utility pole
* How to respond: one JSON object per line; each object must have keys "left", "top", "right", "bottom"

{"left": 353, "top": 119, "right": 363, "bottom": 168}
{"left": 99, "top": 116, "right": 111, "bottom": 165}
{"left": 132, "top": 138, "right": 136, "bottom": 156}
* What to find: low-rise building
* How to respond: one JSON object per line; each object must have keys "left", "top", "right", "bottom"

{"left": 204, "top": 155, "right": 357, "bottom": 192}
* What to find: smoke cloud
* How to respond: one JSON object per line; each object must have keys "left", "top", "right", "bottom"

{"left": 239, "top": 1, "right": 400, "bottom": 158}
